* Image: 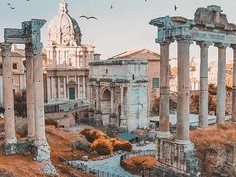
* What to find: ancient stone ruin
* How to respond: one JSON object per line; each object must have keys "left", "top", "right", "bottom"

{"left": 150, "top": 5, "right": 236, "bottom": 177}
{"left": 0, "top": 19, "right": 56, "bottom": 175}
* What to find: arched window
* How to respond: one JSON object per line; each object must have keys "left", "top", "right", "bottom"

{"left": 102, "top": 89, "right": 111, "bottom": 101}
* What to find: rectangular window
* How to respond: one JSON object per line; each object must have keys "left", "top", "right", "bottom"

{"left": 13, "top": 63, "right": 17, "bottom": 69}
{"left": 0, "top": 63, "right": 2, "bottom": 69}
{"left": 152, "top": 78, "right": 160, "bottom": 89}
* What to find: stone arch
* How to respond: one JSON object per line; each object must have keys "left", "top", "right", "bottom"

{"left": 102, "top": 89, "right": 111, "bottom": 101}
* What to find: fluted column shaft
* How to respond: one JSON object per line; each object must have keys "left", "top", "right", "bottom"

{"left": 159, "top": 41, "right": 171, "bottom": 133}
{"left": 216, "top": 43, "right": 227, "bottom": 124}
{"left": 197, "top": 42, "right": 210, "bottom": 128}
{"left": 231, "top": 45, "right": 236, "bottom": 122}
{"left": 176, "top": 38, "right": 192, "bottom": 142}
{"left": 1, "top": 43, "right": 17, "bottom": 144}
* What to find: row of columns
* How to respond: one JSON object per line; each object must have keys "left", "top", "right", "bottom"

{"left": 47, "top": 48, "right": 92, "bottom": 68}
{"left": 0, "top": 41, "right": 47, "bottom": 146}
{"left": 159, "top": 37, "right": 236, "bottom": 142}
{"left": 47, "top": 75, "right": 87, "bottom": 101}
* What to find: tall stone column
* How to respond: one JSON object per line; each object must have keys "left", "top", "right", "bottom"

{"left": 176, "top": 37, "right": 192, "bottom": 142}
{"left": 120, "top": 85, "right": 127, "bottom": 130}
{"left": 109, "top": 84, "right": 117, "bottom": 125}
{"left": 57, "top": 77, "right": 60, "bottom": 99}
{"left": 215, "top": 43, "right": 227, "bottom": 124}
{"left": 63, "top": 76, "right": 66, "bottom": 99}
{"left": 197, "top": 42, "right": 210, "bottom": 128}
{"left": 47, "top": 77, "right": 51, "bottom": 102}
{"left": 25, "top": 43, "right": 35, "bottom": 139}
{"left": 0, "top": 43, "right": 17, "bottom": 144}
{"left": 77, "top": 76, "right": 80, "bottom": 98}
{"left": 33, "top": 42, "right": 47, "bottom": 145}
{"left": 231, "top": 45, "right": 236, "bottom": 122}
{"left": 83, "top": 76, "right": 86, "bottom": 97}
{"left": 159, "top": 40, "right": 171, "bottom": 136}
{"left": 95, "top": 81, "right": 101, "bottom": 111}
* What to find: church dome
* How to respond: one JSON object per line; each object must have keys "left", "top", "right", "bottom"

{"left": 48, "top": 0, "right": 82, "bottom": 47}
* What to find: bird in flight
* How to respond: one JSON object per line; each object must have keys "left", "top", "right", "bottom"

{"left": 79, "top": 15, "right": 98, "bottom": 20}
{"left": 110, "top": 5, "right": 113, "bottom": 9}
{"left": 7, "top": 3, "right": 11, "bottom": 6}
{"left": 145, "top": 0, "right": 148, "bottom": 2}
{"left": 10, "top": 6, "right": 15, "bottom": 10}
{"left": 174, "top": 5, "right": 177, "bottom": 11}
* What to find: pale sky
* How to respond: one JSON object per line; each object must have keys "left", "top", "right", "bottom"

{"left": 0, "top": 0, "right": 235, "bottom": 61}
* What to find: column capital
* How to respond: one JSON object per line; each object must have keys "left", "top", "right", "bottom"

{"left": 176, "top": 36, "right": 193, "bottom": 44}
{"left": 196, "top": 41, "right": 212, "bottom": 48}
{"left": 214, "top": 43, "right": 230, "bottom": 49}
{"left": 0, "top": 43, "right": 12, "bottom": 57}
{"left": 158, "top": 38, "right": 174, "bottom": 46}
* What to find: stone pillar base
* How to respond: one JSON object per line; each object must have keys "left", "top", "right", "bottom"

{"left": 94, "top": 110, "right": 102, "bottom": 126}
{"left": 109, "top": 113, "right": 117, "bottom": 126}
{"left": 156, "top": 138, "right": 201, "bottom": 177}
{"left": 43, "top": 161, "right": 57, "bottom": 176}
{"left": 3, "top": 140, "right": 34, "bottom": 155}
{"left": 34, "top": 141, "right": 51, "bottom": 162}
{"left": 34, "top": 142, "right": 57, "bottom": 175}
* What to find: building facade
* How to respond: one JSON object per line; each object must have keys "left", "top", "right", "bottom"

{"left": 109, "top": 49, "right": 160, "bottom": 115}
{"left": 0, "top": 46, "right": 26, "bottom": 105}
{"left": 89, "top": 59, "right": 149, "bottom": 132}
{"left": 45, "top": 0, "right": 100, "bottom": 103}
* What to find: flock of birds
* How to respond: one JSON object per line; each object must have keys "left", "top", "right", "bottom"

{"left": 79, "top": 3, "right": 178, "bottom": 21}
{"left": 7, "top": 0, "right": 30, "bottom": 10}
{"left": 6, "top": 1, "right": 178, "bottom": 21}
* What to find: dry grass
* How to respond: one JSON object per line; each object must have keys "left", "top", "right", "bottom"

{"left": 124, "top": 155, "right": 157, "bottom": 170}
{"left": 190, "top": 123, "right": 236, "bottom": 150}
{"left": 0, "top": 124, "right": 95, "bottom": 177}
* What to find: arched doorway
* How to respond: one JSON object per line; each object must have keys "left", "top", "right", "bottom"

{"left": 101, "top": 89, "right": 111, "bottom": 125}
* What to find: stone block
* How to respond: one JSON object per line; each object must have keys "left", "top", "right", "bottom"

{"left": 3, "top": 140, "right": 34, "bottom": 155}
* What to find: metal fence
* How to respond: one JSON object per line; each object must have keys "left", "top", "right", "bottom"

{"left": 120, "top": 150, "right": 156, "bottom": 176}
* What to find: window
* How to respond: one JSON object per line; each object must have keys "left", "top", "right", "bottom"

{"left": 13, "top": 63, "right": 17, "bottom": 69}
{"left": 152, "top": 78, "right": 160, "bottom": 89}
{"left": 0, "top": 63, "right": 2, "bottom": 69}
{"left": 106, "top": 69, "right": 108, "bottom": 74}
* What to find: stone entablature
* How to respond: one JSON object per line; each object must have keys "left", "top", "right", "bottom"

{"left": 89, "top": 59, "right": 148, "bottom": 84}
{"left": 150, "top": 5, "right": 236, "bottom": 45}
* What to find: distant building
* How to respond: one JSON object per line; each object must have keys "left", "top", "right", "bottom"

{"left": 0, "top": 46, "right": 26, "bottom": 105}
{"left": 44, "top": 0, "right": 100, "bottom": 103}
{"left": 89, "top": 59, "right": 149, "bottom": 132}
{"left": 109, "top": 49, "right": 160, "bottom": 115}
{"left": 208, "top": 61, "right": 218, "bottom": 85}
{"left": 170, "top": 58, "right": 199, "bottom": 91}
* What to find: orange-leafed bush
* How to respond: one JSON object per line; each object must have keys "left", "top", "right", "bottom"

{"left": 113, "top": 139, "right": 132, "bottom": 152}
{"left": 90, "top": 139, "right": 113, "bottom": 155}
{"left": 124, "top": 155, "right": 157, "bottom": 170}
{"left": 80, "top": 128, "right": 107, "bottom": 143}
